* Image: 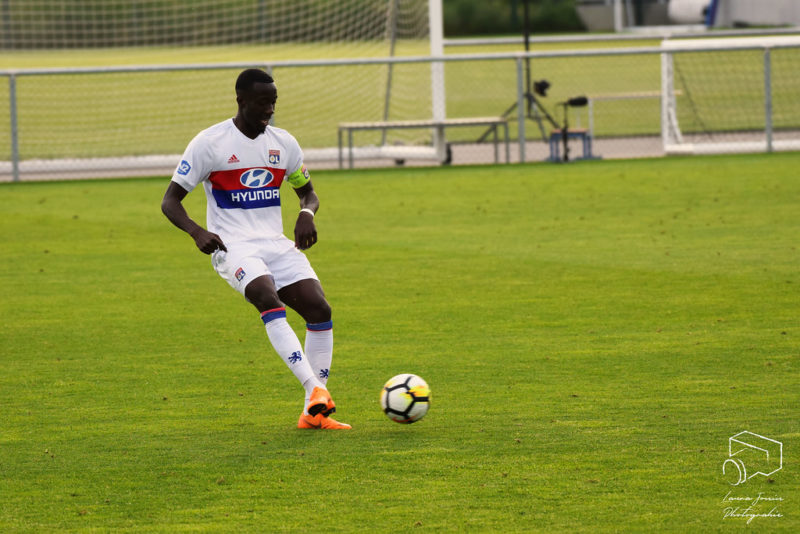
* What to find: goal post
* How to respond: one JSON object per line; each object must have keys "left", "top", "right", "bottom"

{"left": 660, "top": 35, "right": 800, "bottom": 155}
{"left": 427, "top": 0, "right": 447, "bottom": 161}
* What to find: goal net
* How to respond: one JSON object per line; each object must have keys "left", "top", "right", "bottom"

{"left": 2, "top": 0, "right": 421, "bottom": 51}
{"left": 660, "top": 35, "right": 800, "bottom": 155}
{"left": 0, "top": 0, "right": 443, "bottom": 179}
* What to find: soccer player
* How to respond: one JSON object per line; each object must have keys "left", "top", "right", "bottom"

{"left": 160, "top": 68, "right": 350, "bottom": 430}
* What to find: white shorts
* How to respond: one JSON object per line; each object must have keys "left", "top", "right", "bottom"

{"left": 211, "top": 236, "right": 318, "bottom": 295}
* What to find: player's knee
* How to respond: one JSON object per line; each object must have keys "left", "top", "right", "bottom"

{"left": 250, "top": 295, "right": 283, "bottom": 313}
{"left": 245, "top": 282, "right": 282, "bottom": 312}
{"left": 306, "top": 299, "right": 331, "bottom": 324}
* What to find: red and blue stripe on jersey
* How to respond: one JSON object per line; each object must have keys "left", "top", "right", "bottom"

{"left": 209, "top": 166, "right": 286, "bottom": 210}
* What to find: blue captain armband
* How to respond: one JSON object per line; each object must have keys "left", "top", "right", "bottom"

{"left": 286, "top": 164, "right": 311, "bottom": 188}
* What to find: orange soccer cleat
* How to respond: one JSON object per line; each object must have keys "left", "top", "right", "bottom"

{"left": 318, "top": 415, "right": 351, "bottom": 430}
{"left": 297, "top": 413, "right": 322, "bottom": 429}
{"left": 306, "top": 386, "right": 336, "bottom": 417}
{"left": 297, "top": 413, "right": 351, "bottom": 430}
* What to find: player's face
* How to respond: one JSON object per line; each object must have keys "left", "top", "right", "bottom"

{"left": 238, "top": 82, "right": 277, "bottom": 136}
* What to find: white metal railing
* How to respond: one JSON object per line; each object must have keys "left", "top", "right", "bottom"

{"left": 2, "top": 40, "right": 800, "bottom": 181}
{"left": 443, "top": 26, "right": 800, "bottom": 47}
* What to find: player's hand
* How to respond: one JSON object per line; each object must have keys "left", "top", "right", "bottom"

{"left": 190, "top": 227, "right": 227, "bottom": 254}
{"left": 294, "top": 211, "right": 317, "bottom": 250}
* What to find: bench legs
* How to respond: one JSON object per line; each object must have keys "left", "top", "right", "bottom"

{"left": 337, "top": 128, "right": 343, "bottom": 169}
{"left": 338, "top": 121, "right": 512, "bottom": 168}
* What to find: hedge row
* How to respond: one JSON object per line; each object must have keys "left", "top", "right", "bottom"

{"left": 443, "top": 0, "right": 585, "bottom": 37}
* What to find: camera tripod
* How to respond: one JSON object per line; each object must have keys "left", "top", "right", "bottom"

{"left": 477, "top": 0, "right": 558, "bottom": 144}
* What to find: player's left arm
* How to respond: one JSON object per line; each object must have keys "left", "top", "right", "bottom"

{"left": 286, "top": 164, "right": 319, "bottom": 250}
{"left": 293, "top": 182, "right": 318, "bottom": 250}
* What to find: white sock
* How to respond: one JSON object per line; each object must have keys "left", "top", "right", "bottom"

{"left": 303, "top": 321, "right": 333, "bottom": 414}
{"left": 261, "top": 308, "right": 322, "bottom": 393}
{"left": 305, "top": 321, "right": 333, "bottom": 386}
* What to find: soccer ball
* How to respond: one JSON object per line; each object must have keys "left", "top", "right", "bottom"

{"left": 380, "top": 374, "right": 431, "bottom": 424}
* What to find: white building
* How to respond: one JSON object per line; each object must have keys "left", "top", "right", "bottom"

{"left": 577, "top": 0, "right": 800, "bottom": 31}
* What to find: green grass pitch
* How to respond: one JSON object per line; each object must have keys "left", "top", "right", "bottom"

{"left": 1, "top": 153, "right": 798, "bottom": 532}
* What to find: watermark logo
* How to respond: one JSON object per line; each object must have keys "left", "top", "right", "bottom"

{"left": 723, "top": 431, "right": 782, "bottom": 485}
{"left": 722, "top": 492, "right": 783, "bottom": 524}
{"left": 720, "top": 431, "right": 784, "bottom": 525}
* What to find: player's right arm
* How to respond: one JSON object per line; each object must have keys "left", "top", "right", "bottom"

{"left": 161, "top": 182, "right": 227, "bottom": 254}
{"left": 161, "top": 134, "right": 226, "bottom": 255}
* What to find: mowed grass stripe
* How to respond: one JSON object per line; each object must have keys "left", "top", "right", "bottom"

{"left": 1, "top": 153, "right": 798, "bottom": 532}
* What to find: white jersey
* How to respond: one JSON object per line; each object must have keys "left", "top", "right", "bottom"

{"left": 171, "top": 118, "right": 309, "bottom": 244}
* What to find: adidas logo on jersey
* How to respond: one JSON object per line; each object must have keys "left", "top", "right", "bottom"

{"left": 227, "top": 154, "right": 240, "bottom": 164}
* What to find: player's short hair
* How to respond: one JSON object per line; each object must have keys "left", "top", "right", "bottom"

{"left": 235, "top": 68, "right": 274, "bottom": 93}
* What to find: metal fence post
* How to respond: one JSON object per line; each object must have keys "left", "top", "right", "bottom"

{"left": 9, "top": 73, "right": 20, "bottom": 182}
{"left": 764, "top": 47, "right": 773, "bottom": 153}
{"left": 516, "top": 56, "right": 526, "bottom": 163}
